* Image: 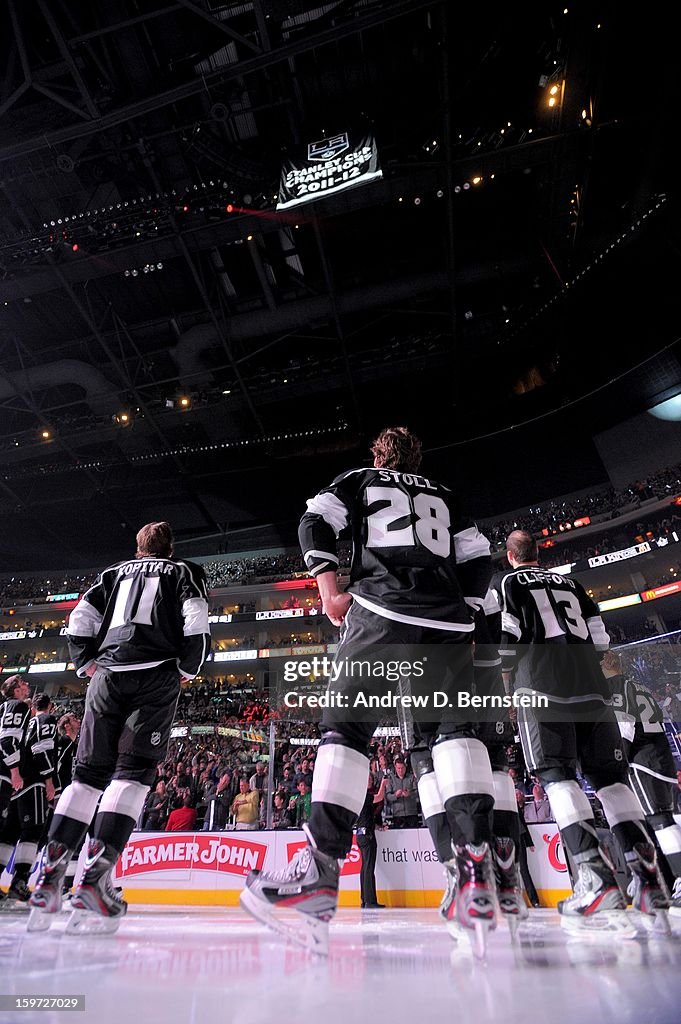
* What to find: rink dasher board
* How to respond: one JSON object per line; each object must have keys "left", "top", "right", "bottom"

{"left": 1, "top": 825, "right": 570, "bottom": 907}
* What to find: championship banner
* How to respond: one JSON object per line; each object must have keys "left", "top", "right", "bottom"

{"left": 276, "top": 132, "right": 382, "bottom": 211}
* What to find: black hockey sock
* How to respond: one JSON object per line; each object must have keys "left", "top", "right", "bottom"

{"left": 412, "top": 750, "right": 453, "bottom": 862}
{"left": 49, "top": 781, "right": 103, "bottom": 853}
{"left": 493, "top": 808, "right": 521, "bottom": 851}
{"left": 560, "top": 820, "right": 600, "bottom": 861}
{"left": 611, "top": 818, "right": 649, "bottom": 858}
{"left": 91, "top": 813, "right": 136, "bottom": 856}
{"left": 444, "top": 793, "right": 495, "bottom": 848}
{"left": 308, "top": 802, "right": 356, "bottom": 860}
{"left": 50, "top": 814, "right": 90, "bottom": 854}
{"left": 13, "top": 863, "right": 31, "bottom": 884}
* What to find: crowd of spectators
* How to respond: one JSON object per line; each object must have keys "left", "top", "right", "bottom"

{"left": 1, "top": 461, "right": 680, "bottom": 607}
{"left": 482, "top": 461, "right": 681, "bottom": 551}
{"left": 538, "top": 510, "right": 681, "bottom": 570}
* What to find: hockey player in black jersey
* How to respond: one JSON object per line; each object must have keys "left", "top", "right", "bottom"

{"left": 242, "top": 427, "right": 499, "bottom": 956}
{"left": 0, "top": 688, "right": 57, "bottom": 904}
{"left": 413, "top": 585, "right": 528, "bottom": 939}
{"left": 602, "top": 649, "right": 681, "bottom": 917}
{"left": 29, "top": 521, "right": 210, "bottom": 934}
{"left": 499, "top": 530, "right": 668, "bottom": 930}
{"left": 0, "top": 675, "right": 30, "bottom": 824}
{"left": 53, "top": 713, "right": 82, "bottom": 899}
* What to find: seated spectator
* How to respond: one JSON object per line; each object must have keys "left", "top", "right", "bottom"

{"left": 384, "top": 757, "right": 419, "bottom": 827}
{"left": 231, "top": 778, "right": 260, "bottom": 830}
{"left": 166, "top": 795, "right": 197, "bottom": 832}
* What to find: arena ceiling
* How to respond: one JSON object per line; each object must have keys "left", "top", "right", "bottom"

{"left": 0, "top": 0, "right": 679, "bottom": 570}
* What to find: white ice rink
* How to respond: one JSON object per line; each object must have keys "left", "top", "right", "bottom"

{"left": 1, "top": 907, "right": 680, "bottom": 1024}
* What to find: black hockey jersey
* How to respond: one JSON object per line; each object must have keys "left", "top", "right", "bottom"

{"left": 0, "top": 698, "right": 31, "bottom": 779}
{"left": 68, "top": 556, "right": 211, "bottom": 678}
{"left": 299, "top": 467, "right": 492, "bottom": 631}
{"left": 56, "top": 734, "right": 78, "bottom": 793}
{"left": 609, "top": 672, "right": 665, "bottom": 742}
{"left": 499, "top": 565, "right": 610, "bottom": 704}
{"left": 20, "top": 713, "right": 57, "bottom": 789}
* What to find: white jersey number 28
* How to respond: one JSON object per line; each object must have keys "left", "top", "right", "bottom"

{"left": 365, "top": 486, "right": 451, "bottom": 557}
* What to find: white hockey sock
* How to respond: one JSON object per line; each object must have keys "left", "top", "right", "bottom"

{"left": 311, "top": 743, "right": 369, "bottom": 817}
{"left": 54, "top": 780, "right": 102, "bottom": 825}
{"left": 492, "top": 771, "right": 517, "bottom": 813}
{"left": 545, "top": 779, "right": 593, "bottom": 829}
{"left": 432, "top": 737, "right": 494, "bottom": 802}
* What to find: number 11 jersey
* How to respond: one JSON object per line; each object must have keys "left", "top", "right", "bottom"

{"left": 299, "top": 467, "right": 492, "bottom": 632}
{"left": 67, "top": 557, "right": 210, "bottom": 680}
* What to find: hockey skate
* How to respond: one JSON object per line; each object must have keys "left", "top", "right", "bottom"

{"left": 27, "top": 841, "right": 72, "bottom": 932}
{"left": 627, "top": 842, "right": 670, "bottom": 935}
{"left": 240, "top": 826, "right": 339, "bottom": 955}
{"left": 442, "top": 842, "right": 497, "bottom": 959}
{"left": 493, "top": 837, "right": 528, "bottom": 940}
{"left": 66, "top": 839, "right": 127, "bottom": 935}
{"left": 438, "top": 861, "right": 465, "bottom": 941}
{"left": 0, "top": 879, "right": 31, "bottom": 914}
{"left": 558, "top": 851, "right": 636, "bottom": 938}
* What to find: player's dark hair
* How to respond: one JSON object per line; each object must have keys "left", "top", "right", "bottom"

{"left": 1, "top": 675, "right": 25, "bottom": 699}
{"left": 136, "top": 521, "right": 174, "bottom": 558}
{"left": 58, "top": 713, "right": 78, "bottom": 734}
{"left": 506, "top": 529, "right": 538, "bottom": 563}
{"left": 31, "top": 692, "right": 51, "bottom": 711}
{"left": 371, "top": 427, "right": 422, "bottom": 472}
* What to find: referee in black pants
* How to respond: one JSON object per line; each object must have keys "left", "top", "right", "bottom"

{"left": 356, "top": 774, "right": 387, "bottom": 909}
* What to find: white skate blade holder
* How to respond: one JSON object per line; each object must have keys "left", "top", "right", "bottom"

{"left": 65, "top": 908, "right": 122, "bottom": 936}
{"left": 240, "top": 886, "right": 329, "bottom": 956}
{"left": 560, "top": 911, "right": 638, "bottom": 940}
{"left": 26, "top": 907, "right": 54, "bottom": 933}
{"left": 470, "top": 919, "right": 492, "bottom": 960}
{"left": 634, "top": 908, "right": 672, "bottom": 938}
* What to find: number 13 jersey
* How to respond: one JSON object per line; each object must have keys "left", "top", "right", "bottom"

{"left": 299, "top": 467, "right": 492, "bottom": 632}
{"left": 498, "top": 566, "right": 611, "bottom": 704}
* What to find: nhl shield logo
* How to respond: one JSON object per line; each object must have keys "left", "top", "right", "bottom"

{"left": 308, "top": 133, "right": 349, "bottom": 161}
{"left": 150, "top": 731, "right": 161, "bottom": 747}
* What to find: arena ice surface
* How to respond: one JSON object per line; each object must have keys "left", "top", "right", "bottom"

{"left": 1, "top": 908, "right": 681, "bottom": 1024}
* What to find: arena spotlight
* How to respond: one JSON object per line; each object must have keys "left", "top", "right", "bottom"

{"left": 471, "top": 176, "right": 482, "bottom": 185}
{"left": 178, "top": 396, "right": 192, "bottom": 410}
{"left": 40, "top": 428, "right": 52, "bottom": 440}
{"left": 225, "top": 204, "right": 235, "bottom": 213}
{"left": 114, "top": 411, "right": 133, "bottom": 426}
{"left": 414, "top": 197, "right": 421, "bottom": 205}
